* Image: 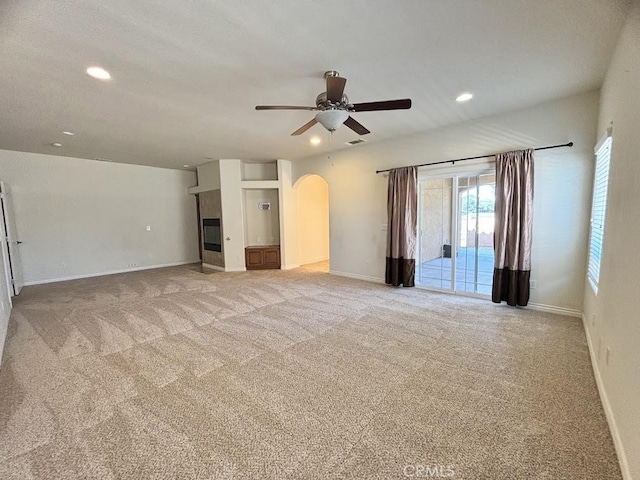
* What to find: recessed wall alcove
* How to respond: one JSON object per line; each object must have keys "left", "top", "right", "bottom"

{"left": 188, "top": 159, "right": 296, "bottom": 272}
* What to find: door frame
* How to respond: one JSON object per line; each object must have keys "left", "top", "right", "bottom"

{"left": 0, "top": 200, "right": 13, "bottom": 305}
{"left": 416, "top": 167, "right": 494, "bottom": 299}
{"left": 0, "top": 181, "right": 23, "bottom": 296}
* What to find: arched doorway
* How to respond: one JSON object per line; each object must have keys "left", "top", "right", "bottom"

{"left": 294, "top": 174, "right": 330, "bottom": 272}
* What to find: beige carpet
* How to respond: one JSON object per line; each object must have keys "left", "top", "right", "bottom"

{"left": 0, "top": 263, "right": 620, "bottom": 479}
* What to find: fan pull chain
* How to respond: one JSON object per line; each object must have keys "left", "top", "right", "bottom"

{"left": 328, "top": 130, "right": 334, "bottom": 167}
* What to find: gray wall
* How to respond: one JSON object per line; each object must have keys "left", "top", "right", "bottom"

{"left": 583, "top": 2, "right": 640, "bottom": 477}
{"left": 0, "top": 150, "right": 199, "bottom": 285}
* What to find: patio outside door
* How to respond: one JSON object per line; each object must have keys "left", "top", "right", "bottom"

{"left": 416, "top": 173, "right": 496, "bottom": 297}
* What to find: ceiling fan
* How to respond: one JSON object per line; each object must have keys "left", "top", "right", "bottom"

{"left": 255, "top": 70, "right": 412, "bottom": 136}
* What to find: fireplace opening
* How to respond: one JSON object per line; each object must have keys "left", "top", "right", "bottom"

{"left": 203, "top": 218, "right": 221, "bottom": 252}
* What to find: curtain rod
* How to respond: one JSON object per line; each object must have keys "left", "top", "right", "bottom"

{"left": 375, "top": 141, "right": 574, "bottom": 174}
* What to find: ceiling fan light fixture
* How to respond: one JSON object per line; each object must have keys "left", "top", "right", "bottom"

{"left": 315, "top": 110, "right": 349, "bottom": 132}
{"left": 86, "top": 66, "right": 112, "bottom": 80}
{"left": 256, "top": 70, "right": 411, "bottom": 136}
{"left": 455, "top": 92, "right": 473, "bottom": 103}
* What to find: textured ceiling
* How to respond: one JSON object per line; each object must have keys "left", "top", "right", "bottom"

{"left": 0, "top": 0, "right": 630, "bottom": 169}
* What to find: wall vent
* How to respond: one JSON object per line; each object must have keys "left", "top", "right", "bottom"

{"left": 345, "top": 138, "right": 367, "bottom": 146}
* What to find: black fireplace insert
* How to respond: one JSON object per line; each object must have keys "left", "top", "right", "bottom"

{"left": 203, "top": 218, "right": 221, "bottom": 252}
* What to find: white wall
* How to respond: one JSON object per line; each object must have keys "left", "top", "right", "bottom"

{"left": 196, "top": 160, "right": 221, "bottom": 190}
{"left": 584, "top": 2, "right": 640, "bottom": 478}
{"left": 277, "top": 159, "right": 298, "bottom": 270}
{"left": 242, "top": 162, "right": 278, "bottom": 181}
{"left": 293, "top": 90, "right": 599, "bottom": 313}
{"left": 296, "top": 175, "right": 329, "bottom": 265}
{"left": 0, "top": 150, "right": 200, "bottom": 284}
{"left": 243, "top": 189, "right": 280, "bottom": 246}
{"left": 219, "top": 159, "right": 246, "bottom": 271}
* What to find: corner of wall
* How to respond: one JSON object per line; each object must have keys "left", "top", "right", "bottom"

{"left": 278, "top": 160, "right": 299, "bottom": 268}
{"left": 219, "top": 160, "right": 246, "bottom": 270}
{"left": 581, "top": 3, "right": 640, "bottom": 477}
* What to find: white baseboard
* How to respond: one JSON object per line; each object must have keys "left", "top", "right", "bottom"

{"left": 201, "top": 263, "right": 248, "bottom": 273}
{"left": 23, "top": 260, "right": 201, "bottom": 286}
{"left": 329, "top": 270, "right": 385, "bottom": 284}
{"left": 300, "top": 257, "right": 329, "bottom": 266}
{"left": 582, "top": 315, "right": 631, "bottom": 479}
{"left": 281, "top": 263, "right": 300, "bottom": 270}
{"left": 224, "top": 266, "right": 246, "bottom": 272}
{"left": 527, "top": 302, "right": 582, "bottom": 318}
{"left": 201, "top": 263, "right": 225, "bottom": 272}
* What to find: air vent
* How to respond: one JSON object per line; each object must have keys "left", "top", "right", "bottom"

{"left": 95, "top": 158, "right": 112, "bottom": 162}
{"left": 345, "top": 138, "right": 367, "bottom": 146}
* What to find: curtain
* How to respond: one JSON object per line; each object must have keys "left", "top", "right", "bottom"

{"left": 385, "top": 166, "right": 418, "bottom": 287}
{"left": 492, "top": 149, "right": 534, "bottom": 306}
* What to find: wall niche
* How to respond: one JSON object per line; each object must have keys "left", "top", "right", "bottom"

{"left": 241, "top": 161, "right": 278, "bottom": 181}
{"left": 242, "top": 188, "right": 280, "bottom": 247}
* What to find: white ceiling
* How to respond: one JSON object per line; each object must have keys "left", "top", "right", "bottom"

{"left": 0, "top": 0, "right": 630, "bottom": 170}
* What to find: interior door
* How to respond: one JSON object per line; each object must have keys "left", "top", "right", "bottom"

{"left": 0, "top": 181, "right": 24, "bottom": 296}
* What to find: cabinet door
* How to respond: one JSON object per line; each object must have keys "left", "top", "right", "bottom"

{"left": 246, "top": 249, "right": 264, "bottom": 269}
{"left": 263, "top": 248, "right": 281, "bottom": 268}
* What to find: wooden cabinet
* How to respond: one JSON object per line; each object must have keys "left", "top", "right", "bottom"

{"left": 245, "top": 245, "right": 281, "bottom": 270}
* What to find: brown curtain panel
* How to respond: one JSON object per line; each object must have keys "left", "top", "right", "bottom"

{"left": 492, "top": 149, "right": 534, "bottom": 306}
{"left": 385, "top": 166, "right": 418, "bottom": 287}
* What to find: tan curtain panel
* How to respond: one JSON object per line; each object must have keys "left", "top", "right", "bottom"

{"left": 385, "top": 166, "right": 418, "bottom": 287}
{"left": 492, "top": 149, "right": 534, "bottom": 306}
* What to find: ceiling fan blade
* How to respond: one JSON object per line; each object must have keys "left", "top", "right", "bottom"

{"left": 344, "top": 116, "right": 370, "bottom": 135}
{"left": 291, "top": 118, "right": 318, "bottom": 136}
{"left": 351, "top": 98, "right": 412, "bottom": 112}
{"left": 326, "top": 76, "right": 347, "bottom": 103}
{"left": 255, "top": 105, "right": 317, "bottom": 111}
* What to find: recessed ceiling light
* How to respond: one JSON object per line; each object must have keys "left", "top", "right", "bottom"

{"left": 62, "top": 131, "right": 75, "bottom": 136}
{"left": 51, "top": 142, "right": 63, "bottom": 147}
{"left": 183, "top": 164, "right": 190, "bottom": 168}
{"left": 86, "top": 66, "right": 111, "bottom": 80}
{"left": 310, "top": 136, "right": 321, "bottom": 145}
{"left": 455, "top": 92, "right": 473, "bottom": 103}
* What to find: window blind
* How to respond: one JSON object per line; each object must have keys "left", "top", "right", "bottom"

{"left": 588, "top": 135, "right": 612, "bottom": 293}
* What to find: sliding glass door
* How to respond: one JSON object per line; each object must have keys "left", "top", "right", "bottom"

{"left": 417, "top": 173, "right": 496, "bottom": 297}
{"left": 416, "top": 178, "right": 453, "bottom": 290}
{"left": 455, "top": 174, "right": 495, "bottom": 295}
